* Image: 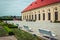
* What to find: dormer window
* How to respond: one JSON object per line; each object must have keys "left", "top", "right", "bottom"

{"left": 41, "top": 0, "right": 44, "bottom": 1}
{"left": 35, "top": 2, "right": 37, "bottom": 4}
{"left": 30, "top": 4, "right": 32, "bottom": 6}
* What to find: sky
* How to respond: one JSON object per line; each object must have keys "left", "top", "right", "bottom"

{"left": 0, "top": 0, "right": 34, "bottom": 16}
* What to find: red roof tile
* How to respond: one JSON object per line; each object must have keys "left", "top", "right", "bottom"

{"left": 21, "top": 0, "right": 60, "bottom": 13}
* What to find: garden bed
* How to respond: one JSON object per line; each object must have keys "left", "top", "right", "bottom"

{"left": 0, "top": 21, "right": 45, "bottom": 40}
{"left": 0, "top": 26, "right": 8, "bottom": 37}
{"left": 12, "top": 28, "right": 45, "bottom": 40}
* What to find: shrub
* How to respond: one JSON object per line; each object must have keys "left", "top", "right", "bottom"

{"left": 0, "top": 28, "right": 8, "bottom": 37}
{"left": 3, "top": 26, "right": 14, "bottom": 35}
{"left": 7, "top": 24, "right": 18, "bottom": 28}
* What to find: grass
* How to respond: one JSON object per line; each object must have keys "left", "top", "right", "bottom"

{"left": 7, "top": 24, "right": 18, "bottom": 28}
{"left": 0, "top": 21, "right": 45, "bottom": 40}
{"left": 0, "top": 26, "right": 8, "bottom": 37}
{"left": 3, "top": 26, "right": 14, "bottom": 35}
{"left": 0, "top": 22, "right": 18, "bottom": 28}
{"left": 12, "top": 28, "right": 45, "bottom": 40}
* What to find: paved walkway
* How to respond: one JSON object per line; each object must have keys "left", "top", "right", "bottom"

{"left": 0, "top": 36, "right": 17, "bottom": 40}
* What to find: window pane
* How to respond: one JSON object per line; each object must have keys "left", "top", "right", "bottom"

{"left": 32, "top": 15, "right": 33, "bottom": 20}
{"left": 35, "top": 14, "right": 37, "bottom": 20}
{"left": 43, "top": 13, "right": 45, "bottom": 20}
{"left": 38, "top": 14, "right": 40, "bottom": 20}
{"left": 29, "top": 15, "right": 31, "bottom": 20}
{"left": 55, "top": 12, "right": 58, "bottom": 20}
{"left": 48, "top": 13, "right": 51, "bottom": 20}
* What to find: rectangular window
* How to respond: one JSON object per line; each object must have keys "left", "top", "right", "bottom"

{"left": 24, "top": 16, "right": 25, "bottom": 20}
{"left": 35, "top": 14, "right": 37, "bottom": 20}
{"left": 26, "top": 15, "right": 28, "bottom": 21}
{"left": 55, "top": 12, "right": 58, "bottom": 20}
{"left": 43, "top": 13, "right": 45, "bottom": 20}
{"left": 38, "top": 14, "right": 40, "bottom": 20}
{"left": 48, "top": 13, "right": 51, "bottom": 20}
{"left": 32, "top": 15, "right": 33, "bottom": 20}
{"left": 29, "top": 15, "right": 31, "bottom": 21}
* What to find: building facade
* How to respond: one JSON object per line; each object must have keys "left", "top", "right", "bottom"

{"left": 22, "top": 0, "right": 60, "bottom": 22}
{"left": 21, "top": 0, "right": 60, "bottom": 40}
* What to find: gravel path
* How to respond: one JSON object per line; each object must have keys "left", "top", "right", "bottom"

{"left": 0, "top": 26, "right": 2, "bottom": 28}
{"left": 0, "top": 36, "right": 17, "bottom": 40}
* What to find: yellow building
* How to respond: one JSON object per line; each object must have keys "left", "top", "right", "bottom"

{"left": 21, "top": 0, "right": 60, "bottom": 22}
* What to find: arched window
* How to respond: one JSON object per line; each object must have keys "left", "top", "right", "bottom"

{"left": 27, "top": 15, "right": 28, "bottom": 20}
{"left": 32, "top": 15, "right": 33, "bottom": 20}
{"left": 43, "top": 13, "right": 45, "bottom": 20}
{"left": 38, "top": 14, "right": 40, "bottom": 20}
{"left": 48, "top": 13, "right": 51, "bottom": 20}
{"left": 29, "top": 15, "right": 31, "bottom": 21}
{"left": 35, "top": 14, "right": 37, "bottom": 20}
{"left": 55, "top": 12, "right": 58, "bottom": 20}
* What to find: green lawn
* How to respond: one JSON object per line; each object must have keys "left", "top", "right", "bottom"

{"left": 0, "top": 21, "right": 45, "bottom": 40}
{"left": 12, "top": 28, "right": 45, "bottom": 40}
{"left": 0, "top": 26, "right": 8, "bottom": 37}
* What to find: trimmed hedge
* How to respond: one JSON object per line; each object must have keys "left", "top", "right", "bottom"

{"left": 0, "top": 22, "right": 8, "bottom": 26}
{"left": 0, "top": 27, "right": 8, "bottom": 37}
{"left": 12, "top": 29, "right": 45, "bottom": 40}
{"left": 0, "top": 22, "right": 18, "bottom": 28}
{"left": 3, "top": 26, "right": 14, "bottom": 35}
{"left": 7, "top": 24, "right": 18, "bottom": 28}
{"left": 0, "top": 22, "right": 15, "bottom": 35}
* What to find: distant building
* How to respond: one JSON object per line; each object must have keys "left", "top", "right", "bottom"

{"left": 13, "top": 16, "right": 22, "bottom": 20}
{"left": 21, "top": 0, "right": 60, "bottom": 22}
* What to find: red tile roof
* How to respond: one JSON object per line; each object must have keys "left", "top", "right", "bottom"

{"left": 21, "top": 0, "right": 60, "bottom": 13}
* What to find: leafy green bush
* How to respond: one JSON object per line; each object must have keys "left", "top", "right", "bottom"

{"left": 12, "top": 29, "right": 45, "bottom": 40}
{"left": 7, "top": 24, "right": 18, "bottom": 28}
{"left": 0, "top": 27, "right": 8, "bottom": 37}
{"left": 0, "top": 22, "right": 8, "bottom": 26}
{"left": 3, "top": 26, "right": 14, "bottom": 35}
{"left": 0, "top": 22, "right": 18, "bottom": 28}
